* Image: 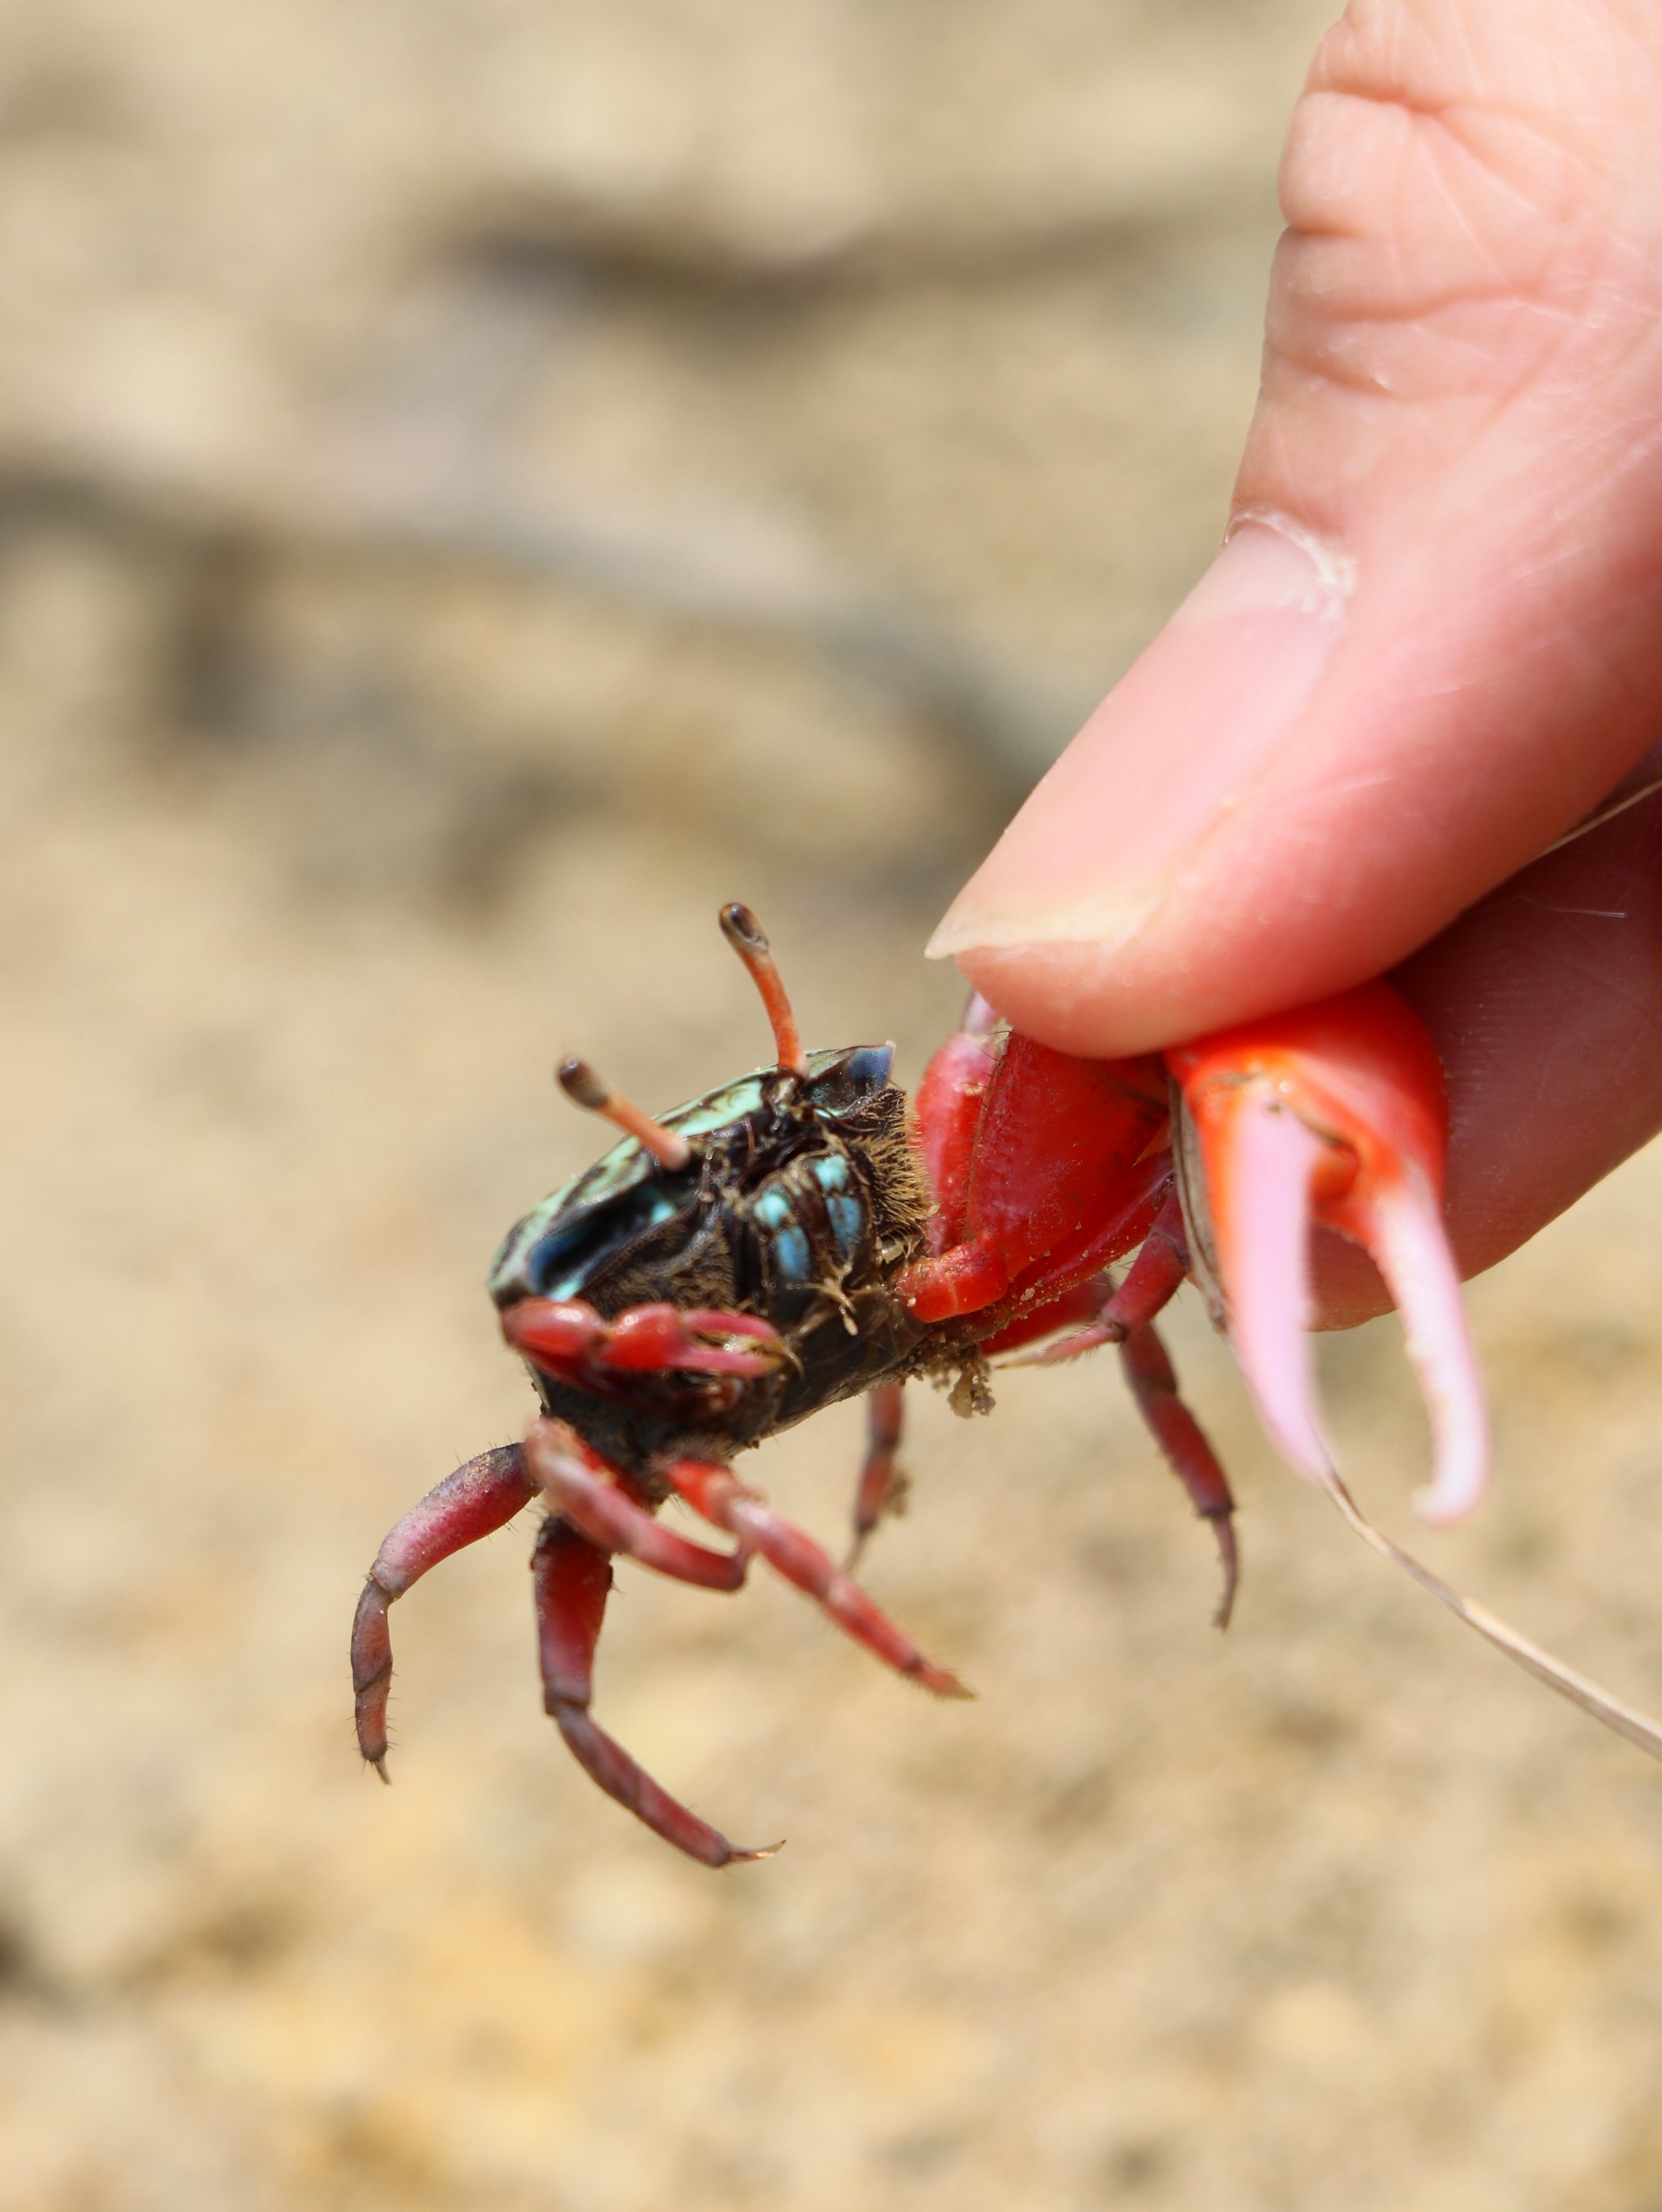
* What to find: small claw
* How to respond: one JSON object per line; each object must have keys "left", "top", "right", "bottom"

{"left": 502, "top": 1298, "right": 782, "bottom": 1379}
{"left": 679, "top": 1309, "right": 780, "bottom": 1341}
{"left": 1168, "top": 981, "right": 1488, "bottom": 1524}
{"left": 498, "top": 1298, "right": 605, "bottom": 1366}
{"left": 675, "top": 1310, "right": 790, "bottom": 1372}
{"left": 604, "top": 1306, "right": 784, "bottom": 1377}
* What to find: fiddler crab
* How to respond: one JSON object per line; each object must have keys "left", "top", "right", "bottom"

{"left": 353, "top": 903, "right": 1662, "bottom": 1865}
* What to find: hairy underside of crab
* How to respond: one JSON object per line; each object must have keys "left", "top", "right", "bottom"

{"left": 352, "top": 907, "right": 1662, "bottom": 1867}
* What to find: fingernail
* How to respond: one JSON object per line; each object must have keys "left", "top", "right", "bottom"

{"left": 927, "top": 517, "right": 1352, "bottom": 958}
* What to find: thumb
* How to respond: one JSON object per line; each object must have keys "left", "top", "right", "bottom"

{"left": 929, "top": 0, "right": 1662, "bottom": 1058}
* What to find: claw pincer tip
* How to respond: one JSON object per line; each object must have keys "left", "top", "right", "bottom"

{"left": 1167, "top": 982, "right": 1488, "bottom": 1525}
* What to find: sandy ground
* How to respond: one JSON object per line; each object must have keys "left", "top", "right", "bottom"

{"left": 2, "top": 5, "right": 1662, "bottom": 2209}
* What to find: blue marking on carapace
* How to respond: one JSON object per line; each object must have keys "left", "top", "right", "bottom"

{"left": 752, "top": 1188, "right": 794, "bottom": 1232}
{"left": 826, "top": 1194, "right": 864, "bottom": 1258}
{"left": 809, "top": 1153, "right": 850, "bottom": 1193}
{"left": 773, "top": 1227, "right": 812, "bottom": 1282}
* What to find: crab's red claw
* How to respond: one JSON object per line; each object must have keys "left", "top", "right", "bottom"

{"left": 602, "top": 1306, "right": 783, "bottom": 1375}
{"left": 501, "top": 1298, "right": 783, "bottom": 1379}
{"left": 1166, "top": 981, "right": 1489, "bottom": 1527}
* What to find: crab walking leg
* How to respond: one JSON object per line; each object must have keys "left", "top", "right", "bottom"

{"left": 353, "top": 1444, "right": 538, "bottom": 1775}
{"left": 846, "top": 1383, "right": 906, "bottom": 1569}
{"left": 533, "top": 1516, "right": 778, "bottom": 1867}
{"left": 664, "top": 1457, "right": 972, "bottom": 1699}
{"left": 1169, "top": 980, "right": 1489, "bottom": 1525}
{"left": 523, "top": 1418, "right": 750, "bottom": 1590}
{"left": 1118, "top": 1324, "right": 1240, "bottom": 1629}
{"left": 974, "top": 1203, "right": 1237, "bottom": 1622}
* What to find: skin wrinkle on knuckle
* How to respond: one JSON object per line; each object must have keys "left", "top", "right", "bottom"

{"left": 1285, "top": 88, "right": 1581, "bottom": 244}
{"left": 1269, "top": 90, "right": 1605, "bottom": 416}
{"left": 1315, "top": 0, "right": 1652, "bottom": 126}
{"left": 1266, "top": 0, "right": 1662, "bottom": 435}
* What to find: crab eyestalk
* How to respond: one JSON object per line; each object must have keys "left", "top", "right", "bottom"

{"left": 557, "top": 1057, "right": 691, "bottom": 1171}
{"left": 1166, "top": 981, "right": 1488, "bottom": 1526}
{"left": 720, "top": 902, "right": 809, "bottom": 1077}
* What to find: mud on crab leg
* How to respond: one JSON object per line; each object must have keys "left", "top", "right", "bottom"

{"left": 1167, "top": 980, "right": 1488, "bottom": 1526}
{"left": 664, "top": 1457, "right": 972, "bottom": 1699}
{"left": 533, "top": 1515, "right": 778, "bottom": 1867}
{"left": 992, "top": 1191, "right": 1191, "bottom": 1366}
{"left": 353, "top": 1444, "right": 539, "bottom": 1775}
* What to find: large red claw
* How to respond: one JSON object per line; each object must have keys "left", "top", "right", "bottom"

{"left": 1166, "top": 982, "right": 1488, "bottom": 1527}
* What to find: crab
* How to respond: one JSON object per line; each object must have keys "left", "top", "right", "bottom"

{"left": 351, "top": 902, "right": 1538, "bottom": 1865}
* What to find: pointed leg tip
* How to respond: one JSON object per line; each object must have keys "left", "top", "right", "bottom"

{"left": 728, "top": 1838, "right": 787, "bottom": 1864}
{"left": 368, "top": 1755, "right": 390, "bottom": 1785}
{"left": 1205, "top": 1513, "right": 1240, "bottom": 1632}
{"left": 919, "top": 1663, "right": 975, "bottom": 1701}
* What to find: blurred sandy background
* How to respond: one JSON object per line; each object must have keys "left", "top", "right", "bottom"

{"left": 3, "top": 3, "right": 1662, "bottom": 2208}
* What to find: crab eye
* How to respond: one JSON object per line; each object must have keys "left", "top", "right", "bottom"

{"left": 807, "top": 1044, "right": 894, "bottom": 1112}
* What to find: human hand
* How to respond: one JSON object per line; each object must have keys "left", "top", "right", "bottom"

{"left": 928, "top": 0, "right": 1662, "bottom": 1315}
